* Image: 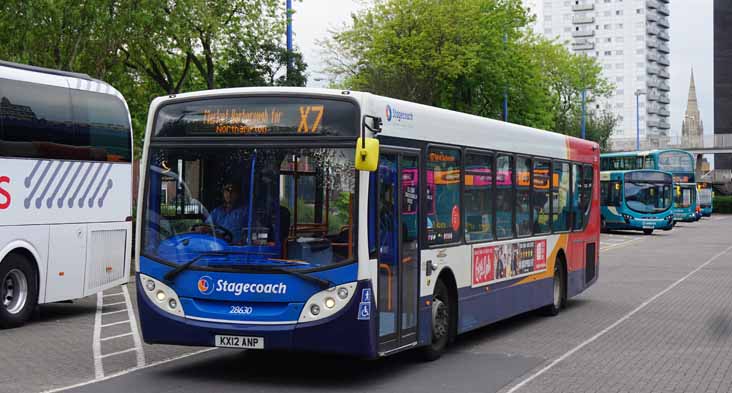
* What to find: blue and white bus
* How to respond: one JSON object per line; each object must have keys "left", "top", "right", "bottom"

{"left": 697, "top": 182, "right": 713, "bottom": 218}
{"left": 674, "top": 182, "right": 699, "bottom": 223}
{"left": 136, "top": 88, "right": 600, "bottom": 359}
{"left": 600, "top": 170, "right": 674, "bottom": 235}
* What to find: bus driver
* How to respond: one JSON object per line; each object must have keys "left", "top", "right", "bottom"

{"left": 201, "top": 181, "right": 248, "bottom": 243}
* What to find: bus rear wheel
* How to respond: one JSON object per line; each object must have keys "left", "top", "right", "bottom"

{"left": 643, "top": 229, "right": 653, "bottom": 235}
{"left": 541, "top": 261, "right": 565, "bottom": 316}
{"left": 0, "top": 253, "right": 38, "bottom": 329}
{"left": 421, "top": 280, "right": 451, "bottom": 361}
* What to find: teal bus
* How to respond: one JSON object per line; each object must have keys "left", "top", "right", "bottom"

{"left": 697, "top": 182, "right": 713, "bottom": 218}
{"left": 601, "top": 149, "right": 697, "bottom": 224}
{"left": 600, "top": 170, "right": 674, "bottom": 235}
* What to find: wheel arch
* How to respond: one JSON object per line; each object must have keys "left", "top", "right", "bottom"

{"left": 0, "top": 241, "right": 43, "bottom": 301}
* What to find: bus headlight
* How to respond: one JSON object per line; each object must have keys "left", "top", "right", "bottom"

{"left": 140, "top": 273, "right": 185, "bottom": 318}
{"left": 299, "top": 282, "right": 357, "bottom": 323}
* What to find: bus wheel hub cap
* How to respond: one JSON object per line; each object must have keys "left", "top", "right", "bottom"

{"left": 432, "top": 298, "right": 448, "bottom": 340}
{"left": 2, "top": 269, "right": 28, "bottom": 315}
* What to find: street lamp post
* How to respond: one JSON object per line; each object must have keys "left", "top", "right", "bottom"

{"left": 286, "top": 0, "right": 293, "bottom": 76}
{"left": 581, "top": 88, "right": 587, "bottom": 139}
{"left": 635, "top": 89, "right": 646, "bottom": 151}
{"left": 503, "top": 32, "right": 508, "bottom": 122}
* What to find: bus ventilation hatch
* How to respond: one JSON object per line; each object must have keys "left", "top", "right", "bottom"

{"left": 585, "top": 243, "right": 596, "bottom": 284}
{"left": 86, "top": 229, "right": 127, "bottom": 290}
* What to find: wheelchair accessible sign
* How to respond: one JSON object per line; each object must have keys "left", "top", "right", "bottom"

{"left": 358, "top": 288, "right": 371, "bottom": 320}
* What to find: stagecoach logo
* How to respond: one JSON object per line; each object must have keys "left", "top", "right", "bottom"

{"left": 385, "top": 105, "right": 413, "bottom": 123}
{"left": 198, "top": 276, "right": 214, "bottom": 295}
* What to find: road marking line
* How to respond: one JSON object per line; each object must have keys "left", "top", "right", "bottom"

{"left": 599, "top": 237, "right": 644, "bottom": 252}
{"left": 122, "top": 284, "right": 146, "bottom": 367}
{"left": 40, "top": 348, "right": 217, "bottom": 393}
{"left": 99, "top": 347, "right": 137, "bottom": 359}
{"left": 101, "top": 309, "right": 127, "bottom": 316}
{"left": 100, "top": 332, "right": 133, "bottom": 342}
{"left": 101, "top": 320, "right": 130, "bottom": 328}
{"left": 102, "top": 292, "right": 123, "bottom": 298}
{"left": 505, "top": 243, "right": 732, "bottom": 393}
{"left": 93, "top": 293, "right": 104, "bottom": 378}
{"left": 103, "top": 301, "right": 126, "bottom": 307}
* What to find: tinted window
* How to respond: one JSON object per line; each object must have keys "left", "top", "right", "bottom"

{"left": 464, "top": 152, "right": 493, "bottom": 242}
{"left": 516, "top": 156, "right": 532, "bottom": 237}
{"left": 496, "top": 154, "right": 514, "bottom": 238}
{"left": 601, "top": 180, "right": 622, "bottom": 207}
{"left": 581, "top": 165, "right": 594, "bottom": 216}
{"left": 572, "top": 164, "right": 584, "bottom": 230}
{"left": 0, "top": 78, "right": 130, "bottom": 162}
{"left": 426, "top": 147, "right": 461, "bottom": 245}
{"left": 552, "top": 161, "right": 570, "bottom": 232}
{"left": 72, "top": 90, "right": 132, "bottom": 162}
{"left": 533, "top": 160, "right": 551, "bottom": 234}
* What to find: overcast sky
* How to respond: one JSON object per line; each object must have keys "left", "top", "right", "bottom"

{"left": 292, "top": 0, "right": 714, "bottom": 138}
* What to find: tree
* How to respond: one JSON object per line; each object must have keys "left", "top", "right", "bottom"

{"left": 321, "top": 0, "right": 616, "bottom": 145}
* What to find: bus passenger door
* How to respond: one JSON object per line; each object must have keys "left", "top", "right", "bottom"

{"left": 376, "top": 149, "right": 420, "bottom": 354}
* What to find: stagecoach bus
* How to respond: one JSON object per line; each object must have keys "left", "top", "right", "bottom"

{"left": 0, "top": 60, "right": 133, "bottom": 328}
{"left": 136, "top": 87, "right": 600, "bottom": 359}
{"left": 600, "top": 170, "right": 674, "bottom": 235}
{"left": 697, "top": 182, "right": 713, "bottom": 218}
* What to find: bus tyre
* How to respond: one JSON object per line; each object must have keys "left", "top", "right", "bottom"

{"left": 643, "top": 229, "right": 653, "bottom": 235}
{"left": 0, "top": 253, "right": 38, "bottom": 329}
{"left": 421, "top": 280, "right": 451, "bottom": 361}
{"left": 541, "top": 261, "right": 564, "bottom": 316}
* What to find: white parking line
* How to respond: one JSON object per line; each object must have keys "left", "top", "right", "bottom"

{"left": 92, "top": 293, "right": 104, "bottom": 378}
{"left": 101, "top": 320, "right": 130, "bottom": 328}
{"left": 505, "top": 243, "right": 732, "bottom": 393}
{"left": 100, "top": 332, "right": 133, "bottom": 342}
{"left": 101, "top": 309, "right": 127, "bottom": 316}
{"left": 100, "top": 348, "right": 137, "bottom": 359}
{"left": 102, "top": 292, "right": 123, "bottom": 298}
{"left": 103, "top": 301, "right": 126, "bottom": 307}
{"left": 122, "top": 284, "right": 146, "bottom": 367}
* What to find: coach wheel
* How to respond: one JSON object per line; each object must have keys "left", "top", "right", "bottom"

{"left": 0, "top": 253, "right": 38, "bottom": 329}
{"left": 643, "top": 229, "right": 653, "bottom": 235}
{"left": 541, "top": 260, "right": 564, "bottom": 316}
{"left": 421, "top": 280, "right": 451, "bottom": 361}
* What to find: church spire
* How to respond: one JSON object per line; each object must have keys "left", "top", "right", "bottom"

{"left": 687, "top": 68, "right": 698, "bottom": 112}
{"left": 682, "top": 68, "right": 703, "bottom": 144}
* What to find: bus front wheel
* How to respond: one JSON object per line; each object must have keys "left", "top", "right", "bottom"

{"left": 0, "top": 253, "right": 38, "bottom": 329}
{"left": 643, "top": 229, "right": 653, "bottom": 235}
{"left": 421, "top": 280, "right": 451, "bottom": 361}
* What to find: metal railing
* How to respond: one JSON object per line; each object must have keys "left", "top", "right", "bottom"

{"left": 607, "top": 134, "right": 732, "bottom": 152}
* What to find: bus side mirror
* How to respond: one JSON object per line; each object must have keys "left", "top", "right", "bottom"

{"left": 355, "top": 137, "right": 379, "bottom": 172}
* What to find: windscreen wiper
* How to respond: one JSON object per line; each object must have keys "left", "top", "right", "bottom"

{"left": 252, "top": 266, "right": 333, "bottom": 290}
{"left": 163, "top": 252, "right": 227, "bottom": 282}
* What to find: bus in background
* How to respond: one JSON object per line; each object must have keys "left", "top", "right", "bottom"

{"left": 673, "top": 183, "right": 699, "bottom": 223}
{"left": 0, "top": 61, "right": 133, "bottom": 328}
{"left": 697, "top": 182, "right": 713, "bottom": 218}
{"left": 600, "top": 170, "right": 674, "bottom": 235}
{"left": 136, "top": 87, "right": 600, "bottom": 360}
{"left": 601, "top": 149, "right": 696, "bottom": 184}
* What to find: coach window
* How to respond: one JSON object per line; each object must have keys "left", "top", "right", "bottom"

{"left": 516, "top": 156, "right": 532, "bottom": 237}
{"left": 552, "top": 161, "right": 570, "bottom": 232}
{"left": 71, "top": 90, "right": 132, "bottom": 162}
{"left": 571, "top": 164, "right": 584, "bottom": 231}
{"left": 532, "top": 159, "right": 551, "bottom": 234}
{"left": 0, "top": 78, "right": 75, "bottom": 159}
{"left": 426, "top": 147, "right": 461, "bottom": 246}
{"left": 464, "top": 151, "right": 494, "bottom": 242}
{"left": 581, "top": 165, "right": 594, "bottom": 222}
{"left": 495, "top": 154, "right": 514, "bottom": 239}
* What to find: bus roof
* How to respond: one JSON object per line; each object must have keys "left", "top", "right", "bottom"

{"left": 147, "top": 87, "right": 599, "bottom": 162}
{"left": 600, "top": 149, "right": 693, "bottom": 158}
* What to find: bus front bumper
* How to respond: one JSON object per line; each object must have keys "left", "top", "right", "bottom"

{"left": 136, "top": 278, "right": 378, "bottom": 358}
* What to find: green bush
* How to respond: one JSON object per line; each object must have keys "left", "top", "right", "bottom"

{"left": 713, "top": 195, "right": 732, "bottom": 214}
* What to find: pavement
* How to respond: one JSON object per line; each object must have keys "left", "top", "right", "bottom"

{"left": 1, "top": 215, "right": 731, "bottom": 393}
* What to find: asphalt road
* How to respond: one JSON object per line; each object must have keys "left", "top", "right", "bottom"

{"left": 2, "top": 216, "right": 732, "bottom": 393}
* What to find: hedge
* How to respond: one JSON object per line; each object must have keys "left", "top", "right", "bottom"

{"left": 713, "top": 195, "right": 732, "bottom": 214}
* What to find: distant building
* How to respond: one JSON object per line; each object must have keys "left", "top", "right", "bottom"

{"left": 681, "top": 70, "right": 704, "bottom": 148}
{"left": 714, "top": 0, "right": 732, "bottom": 169}
{"left": 522, "top": 0, "right": 671, "bottom": 150}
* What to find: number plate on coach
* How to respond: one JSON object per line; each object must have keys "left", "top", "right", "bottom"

{"left": 215, "top": 335, "right": 264, "bottom": 349}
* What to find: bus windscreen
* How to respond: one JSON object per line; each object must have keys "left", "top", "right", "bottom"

{"left": 153, "top": 97, "right": 358, "bottom": 138}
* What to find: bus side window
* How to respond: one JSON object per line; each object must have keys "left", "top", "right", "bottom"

{"left": 495, "top": 154, "right": 514, "bottom": 239}
{"left": 582, "top": 165, "right": 594, "bottom": 218}
{"left": 516, "top": 156, "right": 532, "bottom": 237}
{"left": 425, "top": 147, "right": 461, "bottom": 245}
{"left": 552, "top": 161, "right": 570, "bottom": 232}
{"left": 571, "top": 164, "right": 583, "bottom": 231}
{"left": 464, "top": 152, "right": 494, "bottom": 242}
{"left": 532, "top": 159, "right": 551, "bottom": 234}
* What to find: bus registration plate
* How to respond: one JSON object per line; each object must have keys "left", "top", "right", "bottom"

{"left": 642, "top": 222, "right": 655, "bottom": 229}
{"left": 215, "top": 335, "right": 264, "bottom": 349}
